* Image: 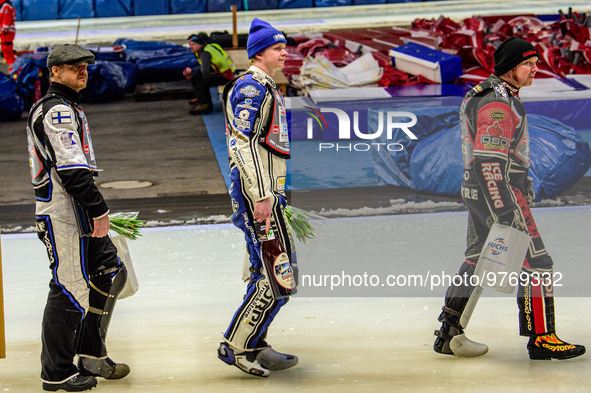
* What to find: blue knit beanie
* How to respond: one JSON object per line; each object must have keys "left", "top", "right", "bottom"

{"left": 246, "top": 18, "right": 287, "bottom": 59}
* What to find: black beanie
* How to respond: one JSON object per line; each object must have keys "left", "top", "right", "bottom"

{"left": 189, "top": 32, "right": 208, "bottom": 46}
{"left": 493, "top": 37, "right": 539, "bottom": 76}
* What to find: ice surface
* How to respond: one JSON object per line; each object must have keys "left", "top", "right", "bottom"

{"left": 0, "top": 208, "right": 590, "bottom": 392}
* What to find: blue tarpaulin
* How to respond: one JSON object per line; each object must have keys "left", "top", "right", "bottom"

{"left": 170, "top": 0, "right": 207, "bottom": 13}
{"left": 58, "top": 0, "right": 95, "bottom": 19}
{"left": 83, "top": 61, "right": 138, "bottom": 102}
{"left": 10, "top": 52, "right": 49, "bottom": 106}
{"left": 94, "top": 0, "right": 132, "bottom": 17}
{"left": 116, "top": 39, "right": 196, "bottom": 83}
{"left": 0, "top": 73, "right": 23, "bottom": 121}
{"left": 370, "top": 105, "right": 591, "bottom": 199}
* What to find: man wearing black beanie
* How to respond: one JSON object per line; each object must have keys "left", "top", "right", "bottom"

{"left": 433, "top": 36, "right": 586, "bottom": 361}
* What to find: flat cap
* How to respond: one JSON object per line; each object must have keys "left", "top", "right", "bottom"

{"left": 47, "top": 44, "right": 95, "bottom": 69}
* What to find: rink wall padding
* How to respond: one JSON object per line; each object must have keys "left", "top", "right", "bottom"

{"left": 14, "top": 0, "right": 440, "bottom": 20}
{"left": 58, "top": 0, "right": 95, "bottom": 19}
{"left": 95, "top": 0, "right": 133, "bottom": 18}
{"left": 20, "top": 0, "right": 58, "bottom": 21}
{"left": 170, "top": 0, "right": 207, "bottom": 14}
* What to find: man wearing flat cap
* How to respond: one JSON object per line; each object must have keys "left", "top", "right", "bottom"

{"left": 26, "top": 44, "right": 129, "bottom": 391}
{"left": 434, "top": 36, "right": 586, "bottom": 360}
{"left": 217, "top": 18, "right": 298, "bottom": 378}
{"left": 183, "top": 32, "right": 235, "bottom": 115}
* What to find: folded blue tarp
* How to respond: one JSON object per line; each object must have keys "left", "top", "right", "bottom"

{"left": 83, "top": 61, "right": 138, "bottom": 102}
{"left": 10, "top": 52, "right": 49, "bottom": 106}
{"left": 115, "top": 39, "right": 196, "bottom": 83}
{"left": 0, "top": 72, "right": 23, "bottom": 121}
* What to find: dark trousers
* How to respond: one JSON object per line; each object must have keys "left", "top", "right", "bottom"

{"left": 39, "top": 225, "right": 122, "bottom": 382}
{"left": 443, "top": 185, "right": 555, "bottom": 336}
{"left": 190, "top": 71, "right": 230, "bottom": 105}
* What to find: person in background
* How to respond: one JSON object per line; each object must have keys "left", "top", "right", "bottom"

{"left": 183, "top": 32, "right": 235, "bottom": 115}
{"left": 0, "top": 0, "right": 16, "bottom": 73}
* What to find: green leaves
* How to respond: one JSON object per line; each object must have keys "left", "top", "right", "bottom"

{"left": 109, "top": 212, "right": 146, "bottom": 240}
{"left": 285, "top": 205, "right": 318, "bottom": 244}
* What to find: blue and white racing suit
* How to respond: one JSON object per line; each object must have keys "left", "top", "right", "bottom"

{"left": 222, "top": 65, "right": 296, "bottom": 351}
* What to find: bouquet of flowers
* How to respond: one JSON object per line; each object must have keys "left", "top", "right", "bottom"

{"left": 109, "top": 212, "right": 146, "bottom": 240}
{"left": 285, "top": 205, "right": 321, "bottom": 243}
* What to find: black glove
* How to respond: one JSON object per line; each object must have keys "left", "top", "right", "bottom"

{"left": 496, "top": 209, "right": 527, "bottom": 233}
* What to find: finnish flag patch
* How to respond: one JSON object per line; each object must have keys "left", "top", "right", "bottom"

{"left": 51, "top": 111, "right": 72, "bottom": 125}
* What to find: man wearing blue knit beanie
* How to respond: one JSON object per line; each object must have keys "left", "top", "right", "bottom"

{"left": 217, "top": 18, "right": 298, "bottom": 378}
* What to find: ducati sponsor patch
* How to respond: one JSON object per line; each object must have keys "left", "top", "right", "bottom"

{"left": 51, "top": 111, "right": 72, "bottom": 125}
{"left": 235, "top": 118, "right": 251, "bottom": 130}
{"left": 240, "top": 85, "right": 261, "bottom": 97}
{"left": 239, "top": 109, "right": 250, "bottom": 120}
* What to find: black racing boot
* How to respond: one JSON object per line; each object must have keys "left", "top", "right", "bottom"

{"left": 434, "top": 309, "right": 488, "bottom": 357}
{"left": 42, "top": 374, "right": 97, "bottom": 392}
{"left": 528, "top": 334, "right": 586, "bottom": 360}
{"left": 434, "top": 321, "right": 461, "bottom": 355}
{"left": 78, "top": 356, "right": 130, "bottom": 379}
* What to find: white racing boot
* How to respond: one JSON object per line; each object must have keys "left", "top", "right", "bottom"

{"left": 217, "top": 342, "right": 270, "bottom": 377}
{"left": 449, "top": 334, "right": 489, "bottom": 357}
{"left": 255, "top": 346, "right": 298, "bottom": 370}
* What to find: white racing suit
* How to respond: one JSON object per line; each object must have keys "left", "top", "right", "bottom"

{"left": 26, "top": 82, "right": 126, "bottom": 383}
{"left": 436, "top": 74, "right": 555, "bottom": 341}
{"left": 221, "top": 65, "right": 296, "bottom": 351}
